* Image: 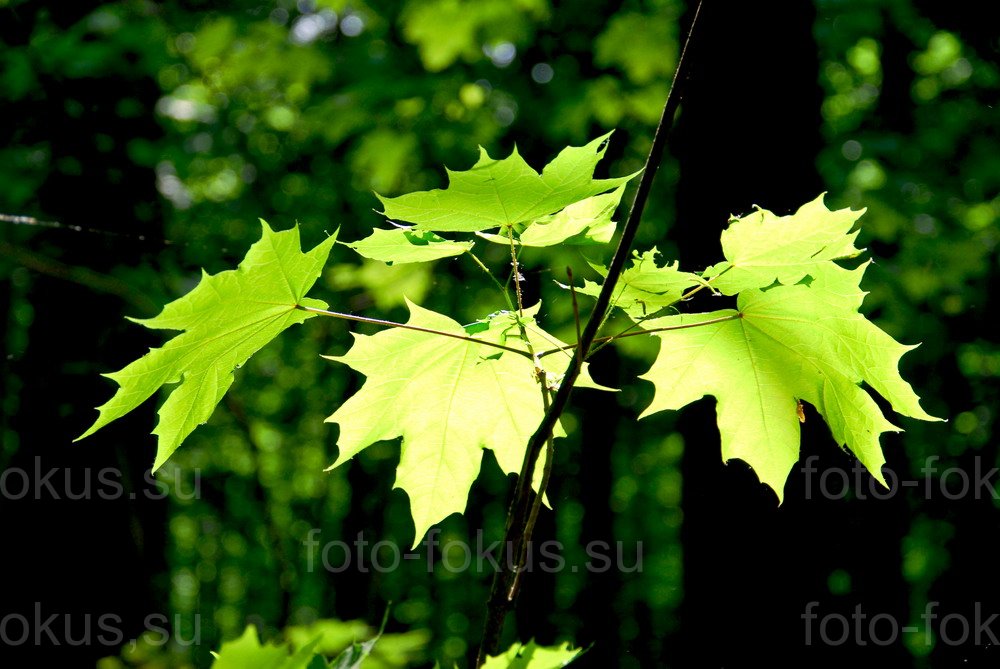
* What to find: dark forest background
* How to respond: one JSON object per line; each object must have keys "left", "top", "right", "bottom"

{"left": 1, "top": 0, "right": 998, "bottom": 667}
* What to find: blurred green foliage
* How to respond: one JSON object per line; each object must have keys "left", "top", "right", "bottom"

{"left": 2, "top": 2, "right": 681, "bottom": 665}
{"left": 815, "top": 0, "right": 998, "bottom": 660}
{"left": 1, "top": 0, "right": 996, "bottom": 667}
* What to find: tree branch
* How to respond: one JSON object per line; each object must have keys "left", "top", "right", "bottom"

{"left": 0, "top": 240, "right": 159, "bottom": 313}
{"left": 475, "top": 2, "right": 706, "bottom": 663}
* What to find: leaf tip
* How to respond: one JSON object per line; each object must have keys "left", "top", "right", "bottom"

{"left": 869, "top": 466, "right": 890, "bottom": 490}
{"left": 589, "top": 129, "right": 615, "bottom": 154}
{"left": 760, "top": 472, "right": 788, "bottom": 506}
{"left": 73, "top": 424, "right": 96, "bottom": 443}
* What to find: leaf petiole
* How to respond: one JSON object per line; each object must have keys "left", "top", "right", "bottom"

{"left": 534, "top": 312, "right": 741, "bottom": 359}
{"left": 583, "top": 265, "right": 730, "bottom": 358}
{"left": 295, "top": 304, "right": 534, "bottom": 359}
{"left": 465, "top": 249, "right": 516, "bottom": 312}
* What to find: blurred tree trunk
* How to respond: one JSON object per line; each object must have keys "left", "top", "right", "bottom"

{"left": 670, "top": 2, "right": 910, "bottom": 666}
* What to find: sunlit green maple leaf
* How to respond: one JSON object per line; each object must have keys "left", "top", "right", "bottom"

{"left": 515, "top": 185, "right": 626, "bottom": 247}
{"left": 348, "top": 227, "right": 474, "bottom": 265}
{"left": 77, "top": 222, "right": 337, "bottom": 470}
{"left": 285, "top": 619, "right": 371, "bottom": 657}
{"left": 376, "top": 133, "right": 637, "bottom": 233}
{"left": 703, "top": 193, "right": 865, "bottom": 295}
{"left": 483, "top": 640, "right": 583, "bottom": 668}
{"left": 572, "top": 248, "right": 705, "bottom": 318}
{"left": 285, "top": 613, "right": 427, "bottom": 668}
{"left": 325, "top": 301, "right": 609, "bottom": 545}
{"left": 639, "top": 263, "right": 941, "bottom": 500}
{"left": 211, "top": 626, "right": 320, "bottom": 669}
{"left": 477, "top": 186, "right": 627, "bottom": 248}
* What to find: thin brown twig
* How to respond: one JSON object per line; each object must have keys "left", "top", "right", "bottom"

{"left": 295, "top": 304, "right": 533, "bottom": 359}
{"left": 466, "top": 249, "right": 516, "bottom": 311}
{"left": 0, "top": 240, "right": 159, "bottom": 313}
{"left": 567, "top": 267, "right": 583, "bottom": 357}
{"left": 474, "top": 2, "right": 706, "bottom": 663}
{"left": 572, "top": 262, "right": 731, "bottom": 359}
{"left": 508, "top": 377, "right": 555, "bottom": 601}
{"left": 506, "top": 225, "right": 525, "bottom": 316}
{"left": 535, "top": 313, "right": 740, "bottom": 359}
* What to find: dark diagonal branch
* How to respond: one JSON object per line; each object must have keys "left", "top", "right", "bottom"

{"left": 475, "top": 2, "right": 706, "bottom": 664}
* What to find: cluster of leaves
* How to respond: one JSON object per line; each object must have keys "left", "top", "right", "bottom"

{"left": 1, "top": 3, "right": 691, "bottom": 654}
{"left": 209, "top": 622, "right": 579, "bottom": 669}
{"left": 80, "top": 133, "right": 938, "bottom": 551}
{"left": 631, "top": 198, "right": 940, "bottom": 494}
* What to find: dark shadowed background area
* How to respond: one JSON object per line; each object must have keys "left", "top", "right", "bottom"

{"left": 1, "top": 0, "right": 998, "bottom": 667}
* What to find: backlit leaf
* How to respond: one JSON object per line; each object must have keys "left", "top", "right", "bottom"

{"left": 703, "top": 194, "right": 865, "bottom": 295}
{"left": 572, "top": 248, "right": 705, "bottom": 318}
{"left": 376, "top": 133, "right": 637, "bottom": 233}
{"left": 639, "top": 263, "right": 941, "bottom": 500}
{"left": 484, "top": 640, "right": 583, "bottom": 668}
{"left": 349, "top": 227, "right": 474, "bottom": 264}
{"left": 77, "top": 221, "right": 337, "bottom": 470}
{"left": 325, "top": 301, "right": 610, "bottom": 545}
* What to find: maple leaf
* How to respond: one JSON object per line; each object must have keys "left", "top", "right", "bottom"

{"left": 572, "top": 248, "right": 706, "bottom": 318}
{"left": 77, "top": 222, "right": 337, "bottom": 470}
{"left": 348, "top": 227, "right": 474, "bottom": 265}
{"left": 638, "top": 263, "right": 941, "bottom": 500}
{"left": 476, "top": 186, "right": 628, "bottom": 248}
{"left": 515, "top": 185, "right": 627, "bottom": 247}
{"left": 376, "top": 132, "right": 637, "bottom": 234}
{"left": 483, "top": 640, "right": 583, "bottom": 668}
{"left": 703, "top": 193, "right": 865, "bottom": 295}
{"left": 211, "top": 626, "right": 319, "bottom": 669}
{"left": 325, "top": 301, "right": 609, "bottom": 545}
